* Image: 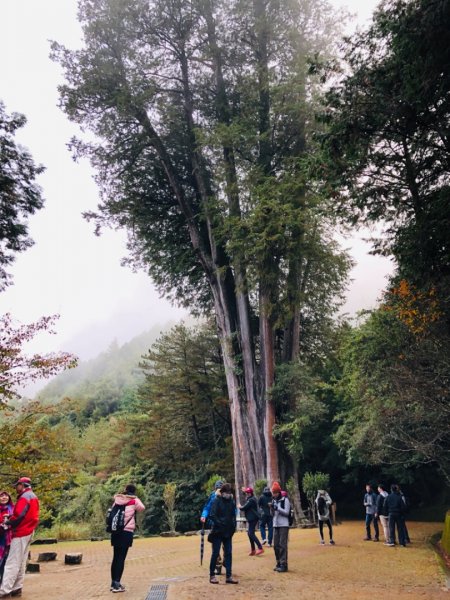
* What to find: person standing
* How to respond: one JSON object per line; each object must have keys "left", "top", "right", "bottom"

{"left": 399, "top": 487, "right": 411, "bottom": 543}
{"left": 0, "top": 492, "right": 13, "bottom": 583}
{"left": 109, "top": 484, "right": 145, "bottom": 593}
{"left": 315, "top": 489, "right": 335, "bottom": 545}
{"left": 376, "top": 484, "right": 390, "bottom": 544}
{"left": 0, "top": 477, "right": 39, "bottom": 598}
{"left": 201, "top": 480, "right": 223, "bottom": 526}
{"left": 238, "top": 487, "right": 263, "bottom": 556}
{"left": 271, "top": 482, "right": 290, "bottom": 572}
{"left": 201, "top": 480, "right": 223, "bottom": 574}
{"left": 384, "top": 484, "right": 406, "bottom": 547}
{"left": 363, "top": 484, "right": 379, "bottom": 541}
{"left": 258, "top": 487, "right": 273, "bottom": 547}
{"left": 208, "top": 483, "right": 238, "bottom": 585}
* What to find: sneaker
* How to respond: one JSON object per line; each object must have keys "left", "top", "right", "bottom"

{"left": 209, "top": 576, "right": 219, "bottom": 584}
{"left": 268, "top": 543, "right": 272, "bottom": 547}
{"left": 363, "top": 537, "right": 371, "bottom": 541}
{"left": 255, "top": 548, "right": 264, "bottom": 556}
{"left": 111, "top": 587, "right": 125, "bottom": 593}
{"left": 262, "top": 539, "right": 267, "bottom": 545}
{"left": 273, "top": 564, "right": 281, "bottom": 571}
{"left": 373, "top": 538, "right": 379, "bottom": 542}
{"left": 226, "top": 577, "right": 239, "bottom": 584}
{"left": 276, "top": 565, "right": 288, "bottom": 572}
{"left": 320, "top": 540, "right": 325, "bottom": 545}
{"left": 248, "top": 550, "right": 256, "bottom": 556}
{"left": 387, "top": 543, "right": 395, "bottom": 547}
{"left": 329, "top": 540, "right": 335, "bottom": 545}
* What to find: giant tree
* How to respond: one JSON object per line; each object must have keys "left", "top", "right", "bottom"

{"left": 53, "top": 0, "right": 350, "bottom": 491}
{"left": 315, "top": 0, "right": 450, "bottom": 482}
{"left": 0, "top": 102, "right": 45, "bottom": 290}
{"left": 317, "top": 0, "right": 450, "bottom": 289}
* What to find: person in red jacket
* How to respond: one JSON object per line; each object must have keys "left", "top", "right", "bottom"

{"left": 0, "top": 477, "right": 39, "bottom": 598}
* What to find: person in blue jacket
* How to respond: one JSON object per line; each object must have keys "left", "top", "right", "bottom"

{"left": 201, "top": 480, "right": 223, "bottom": 574}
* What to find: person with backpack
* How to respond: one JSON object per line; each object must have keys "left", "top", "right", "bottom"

{"left": 315, "top": 489, "right": 335, "bottom": 545}
{"left": 271, "top": 482, "right": 290, "bottom": 572}
{"left": 258, "top": 487, "right": 273, "bottom": 547}
{"left": 201, "top": 480, "right": 223, "bottom": 574}
{"left": 363, "top": 483, "right": 379, "bottom": 541}
{"left": 238, "top": 487, "right": 264, "bottom": 556}
{"left": 108, "top": 484, "right": 145, "bottom": 593}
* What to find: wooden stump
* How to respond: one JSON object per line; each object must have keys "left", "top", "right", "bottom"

{"left": 26, "top": 563, "right": 40, "bottom": 573}
{"left": 65, "top": 553, "right": 82, "bottom": 565}
{"left": 38, "top": 552, "right": 57, "bottom": 562}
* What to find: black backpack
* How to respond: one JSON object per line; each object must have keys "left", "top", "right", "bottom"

{"left": 281, "top": 497, "right": 295, "bottom": 526}
{"left": 317, "top": 496, "right": 327, "bottom": 517}
{"left": 106, "top": 502, "right": 134, "bottom": 533}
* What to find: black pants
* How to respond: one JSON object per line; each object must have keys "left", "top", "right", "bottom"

{"left": 389, "top": 513, "right": 406, "bottom": 545}
{"left": 247, "top": 519, "right": 262, "bottom": 551}
{"left": 111, "top": 531, "right": 133, "bottom": 584}
{"left": 111, "top": 546, "right": 129, "bottom": 583}
{"left": 319, "top": 519, "right": 333, "bottom": 540}
{"left": 210, "top": 536, "right": 232, "bottom": 577}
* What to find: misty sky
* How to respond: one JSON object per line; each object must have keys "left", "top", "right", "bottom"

{"left": 0, "top": 0, "right": 391, "bottom": 368}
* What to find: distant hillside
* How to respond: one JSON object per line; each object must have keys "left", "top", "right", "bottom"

{"left": 36, "top": 323, "right": 171, "bottom": 405}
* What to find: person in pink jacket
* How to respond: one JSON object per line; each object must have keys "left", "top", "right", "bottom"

{"left": 110, "top": 484, "right": 145, "bottom": 593}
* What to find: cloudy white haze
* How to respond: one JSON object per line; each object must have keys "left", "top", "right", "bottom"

{"left": 0, "top": 0, "right": 391, "bottom": 392}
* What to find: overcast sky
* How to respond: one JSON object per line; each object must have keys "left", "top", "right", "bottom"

{"left": 0, "top": 0, "right": 391, "bottom": 372}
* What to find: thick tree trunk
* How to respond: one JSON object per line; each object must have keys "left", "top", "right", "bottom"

{"left": 203, "top": 2, "right": 266, "bottom": 488}
{"left": 291, "top": 457, "right": 306, "bottom": 521}
{"left": 253, "top": 0, "right": 280, "bottom": 484}
{"left": 210, "top": 278, "right": 266, "bottom": 491}
{"left": 260, "top": 290, "right": 279, "bottom": 483}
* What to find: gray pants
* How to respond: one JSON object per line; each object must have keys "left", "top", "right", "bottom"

{"left": 0, "top": 534, "right": 32, "bottom": 595}
{"left": 273, "top": 527, "right": 289, "bottom": 567}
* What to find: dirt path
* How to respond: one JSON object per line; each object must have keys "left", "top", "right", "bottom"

{"left": 23, "top": 521, "right": 447, "bottom": 599}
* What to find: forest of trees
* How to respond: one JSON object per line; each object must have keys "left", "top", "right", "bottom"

{"left": 0, "top": 0, "right": 449, "bottom": 536}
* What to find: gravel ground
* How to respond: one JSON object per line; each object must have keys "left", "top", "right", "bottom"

{"left": 21, "top": 520, "right": 447, "bottom": 600}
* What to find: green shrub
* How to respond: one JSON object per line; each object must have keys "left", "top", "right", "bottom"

{"left": 254, "top": 479, "right": 268, "bottom": 497}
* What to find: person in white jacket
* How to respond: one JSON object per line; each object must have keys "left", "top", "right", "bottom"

{"left": 109, "top": 484, "right": 145, "bottom": 593}
{"left": 315, "top": 490, "right": 335, "bottom": 545}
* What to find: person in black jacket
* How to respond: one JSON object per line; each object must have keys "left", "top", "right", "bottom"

{"left": 209, "top": 483, "right": 238, "bottom": 584}
{"left": 238, "top": 487, "right": 264, "bottom": 556}
{"left": 258, "top": 487, "right": 273, "bottom": 547}
{"left": 383, "top": 484, "right": 406, "bottom": 547}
